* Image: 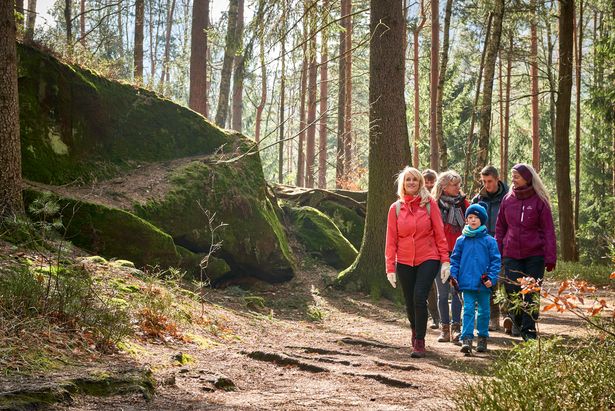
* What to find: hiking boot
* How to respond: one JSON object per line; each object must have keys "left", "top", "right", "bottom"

{"left": 429, "top": 319, "right": 440, "bottom": 329}
{"left": 476, "top": 336, "right": 488, "bottom": 352}
{"left": 437, "top": 324, "right": 451, "bottom": 342}
{"left": 488, "top": 317, "right": 500, "bottom": 331}
{"left": 411, "top": 338, "right": 426, "bottom": 358}
{"left": 521, "top": 331, "right": 537, "bottom": 341}
{"left": 451, "top": 323, "right": 461, "bottom": 345}
{"left": 460, "top": 339, "right": 473, "bottom": 355}
{"left": 503, "top": 317, "right": 513, "bottom": 335}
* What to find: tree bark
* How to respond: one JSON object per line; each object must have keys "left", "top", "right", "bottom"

{"left": 159, "top": 0, "right": 177, "bottom": 93}
{"left": 0, "top": 1, "right": 23, "bottom": 216}
{"left": 296, "top": 51, "right": 308, "bottom": 187}
{"left": 463, "top": 13, "right": 492, "bottom": 188}
{"left": 474, "top": 0, "right": 504, "bottom": 192}
{"left": 502, "top": 34, "right": 512, "bottom": 184}
{"left": 530, "top": 0, "right": 540, "bottom": 171}
{"left": 436, "top": 0, "right": 453, "bottom": 171}
{"left": 573, "top": 0, "right": 583, "bottom": 235}
{"left": 318, "top": 0, "right": 329, "bottom": 188}
{"left": 231, "top": 0, "right": 244, "bottom": 131}
{"left": 79, "top": 0, "right": 86, "bottom": 47}
{"left": 429, "top": 0, "right": 440, "bottom": 170}
{"left": 214, "top": 0, "right": 239, "bottom": 127}
{"left": 554, "top": 0, "right": 577, "bottom": 261}
{"left": 133, "top": 0, "right": 144, "bottom": 83}
{"left": 305, "top": 3, "right": 318, "bottom": 188}
{"left": 189, "top": 0, "right": 209, "bottom": 117}
{"left": 25, "top": 0, "right": 36, "bottom": 42}
{"left": 412, "top": 1, "right": 426, "bottom": 168}
{"left": 545, "top": 2, "right": 557, "bottom": 143}
{"left": 278, "top": 0, "right": 287, "bottom": 183}
{"left": 64, "top": 0, "right": 72, "bottom": 47}
{"left": 255, "top": 25, "right": 266, "bottom": 142}
{"left": 342, "top": 0, "right": 352, "bottom": 177}
{"left": 336, "top": 0, "right": 348, "bottom": 187}
{"left": 337, "top": 0, "right": 410, "bottom": 299}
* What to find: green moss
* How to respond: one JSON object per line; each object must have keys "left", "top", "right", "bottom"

{"left": 134, "top": 157, "right": 295, "bottom": 283}
{"left": 287, "top": 206, "right": 358, "bottom": 269}
{"left": 18, "top": 44, "right": 233, "bottom": 185}
{"left": 316, "top": 200, "right": 365, "bottom": 249}
{"left": 110, "top": 259, "right": 136, "bottom": 268}
{"left": 24, "top": 188, "right": 180, "bottom": 268}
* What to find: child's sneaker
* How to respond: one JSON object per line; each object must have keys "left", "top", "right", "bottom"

{"left": 460, "top": 339, "right": 473, "bottom": 355}
{"left": 476, "top": 336, "right": 488, "bottom": 352}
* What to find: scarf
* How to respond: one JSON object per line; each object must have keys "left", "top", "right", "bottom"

{"left": 439, "top": 194, "right": 466, "bottom": 229}
{"left": 462, "top": 224, "right": 488, "bottom": 237}
{"left": 513, "top": 184, "right": 536, "bottom": 200}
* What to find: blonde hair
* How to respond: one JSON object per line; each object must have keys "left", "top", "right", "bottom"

{"left": 432, "top": 170, "right": 464, "bottom": 200}
{"left": 511, "top": 163, "right": 551, "bottom": 207}
{"left": 396, "top": 166, "right": 431, "bottom": 206}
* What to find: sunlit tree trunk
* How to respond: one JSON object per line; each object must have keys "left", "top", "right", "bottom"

{"left": 554, "top": 0, "right": 577, "bottom": 261}
{"left": 231, "top": 0, "right": 245, "bottom": 131}
{"left": 573, "top": 0, "right": 584, "bottom": 236}
{"left": 25, "top": 0, "right": 36, "bottom": 42}
{"left": 412, "top": 0, "right": 426, "bottom": 168}
{"left": 159, "top": 0, "right": 176, "bottom": 93}
{"left": 79, "top": 0, "right": 86, "bottom": 47}
{"left": 134, "top": 0, "right": 144, "bottom": 83}
{"left": 215, "top": 0, "right": 239, "bottom": 127}
{"left": 306, "top": 2, "right": 318, "bottom": 188}
{"left": 0, "top": 1, "right": 23, "bottom": 216}
{"left": 189, "top": 0, "right": 209, "bottom": 117}
{"left": 337, "top": 0, "right": 410, "bottom": 299}
{"left": 436, "top": 0, "right": 453, "bottom": 171}
{"left": 530, "top": 0, "right": 540, "bottom": 171}
{"left": 318, "top": 0, "right": 329, "bottom": 188}
{"left": 278, "top": 0, "right": 287, "bottom": 183}
{"left": 429, "top": 0, "right": 440, "bottom": 170}
{"left": 343, "top": 0, "right": 352, "bottom": 177}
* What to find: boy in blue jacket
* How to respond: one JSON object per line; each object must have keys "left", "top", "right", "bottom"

{"left": 448, "top": 203, "right": 501, "bottom": 354}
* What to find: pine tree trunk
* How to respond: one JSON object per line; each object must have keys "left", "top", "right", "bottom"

{"left": 464, "top": 13, "right": 492, "bottom": 187}
{"left": 79, "top": 0, "right": 86, "bottom": 47}
{"left": 499, "top": 50, "right": 504, "bottom": 175}
{"left": 305, "top": 4, "right": 318, "bottom": 188}
{"left": 337, "top": 0, "right": 410, "bottom": 299}
{"left": 64, "top": 0, "right": 72, "bottom": 47}
{"left": 231, "top": 0, "right": 244, "bottom": 131}
{"left": 474, "top": 0, "right": 504, "bottom": 192}
{"left": 429, "top": 0, "right": 440, "bottom": 170}
{"left": 436, "top": 0, "right": 453, "bottom": 171}
{"left": 159, "top": 0, "right": 176, "bottom": 93}
{"left": 0, "top": 1, "right": 23, "bottom": 216}
{"left": 343, "top": 0, "right": 352, "bottom": 176}
{"left": 318, "top": 0, "right": 329, "bottom": 188}
{"left": 215, "top": 0, "right": 239, "bottom": 127}
{"left": 530, "top": 0, "right": 540, "bottom": 171}
{"left": 255, "top": 30, "right": 266, "bottom": 142}
{"left": 573, "top": 0, "right": 583, "bottom": 236}
{"left": 554, "top": 0, "right": 577, "bottom": 261}
{"left": 335, "top": 0, "right": 347, "bottom": 187}
{"left": 189, "top": 0, "right": 209, "bottom": 117}
{"left": 412, "top": 2, "right": 426, "bottom": 168}
{"left": 25, "top": 0, "right": 36, "bottom": 42}
{"left": 296, "top": 52, "right": 308, "bottom": 187}
{"left": 134, "top": 0, "right": 144, "bottom": 83}
{"left": 502, "top": 34, "right": 512, "bottom": 184}
{"left": 545, "top": 3, "right": 557, "bottom": 142}
{"left": 118, "top": 0, "right": 124, "bottom": 57}
{"left": 278, "top": 0, "right": 287, "bottom": 183}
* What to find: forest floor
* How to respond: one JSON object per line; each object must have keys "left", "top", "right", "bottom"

{"left": 2, "top": 246, "right": 610, "bottom": 411}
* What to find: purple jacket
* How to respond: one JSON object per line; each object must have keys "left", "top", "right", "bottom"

{"left": 495, "top": 191, "right": 556, "bottom": 265}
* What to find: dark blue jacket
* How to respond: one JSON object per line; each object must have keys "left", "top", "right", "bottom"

{"left": 472, "top": 180, "right": 508, "bottom": 236}
{"left": 450, "top": 229, "right": 501, "bottom": 292}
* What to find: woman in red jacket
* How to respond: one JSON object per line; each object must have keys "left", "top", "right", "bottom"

{"left": 385, "top": 167, "right": 449, "bottom": 358}
{"left": 432, "top": 170, "right": 470, "bottom": 344}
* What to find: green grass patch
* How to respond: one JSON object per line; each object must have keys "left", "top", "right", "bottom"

{"left": 546, "top": 261, "right": 613, "bottom": 286}
{"left": 454, "top": 336, "right": 615, "bottom": 410}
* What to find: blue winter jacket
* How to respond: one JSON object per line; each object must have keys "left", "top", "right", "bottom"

{"left": 450, "top": 229, "right": 501, "bottom": 292}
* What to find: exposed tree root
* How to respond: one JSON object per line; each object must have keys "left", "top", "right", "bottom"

{"left": 243, "top": 351, "right": 329, "bottom": 373}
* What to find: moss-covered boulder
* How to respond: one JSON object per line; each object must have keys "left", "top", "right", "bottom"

{"left": 17, "top": 43, "right": 231, "bottom": 185}
{"left": 286, "top": 206, "right": 358, "bottom": 269}
{"left": 134, "top": 153, "right": 295, "bottom": 283}
{"left": 315, "top": 200, "right": 365, "bottom": 249}
{"left": 176, "top": 246, "right": 231, "bottom": 284}
{"left": 24, "top": 189, "right": 180, "bottom": 268}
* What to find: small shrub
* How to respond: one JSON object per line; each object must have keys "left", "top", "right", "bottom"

{"left": 454, "top": 336, "right": 615, "bottom": 410}
{"left": 306, "top": 304, "right": 327, "bottom": 322}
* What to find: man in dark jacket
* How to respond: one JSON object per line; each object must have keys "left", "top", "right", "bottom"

{"left": 472, "top": 165, "right": 508, "bottom": 332}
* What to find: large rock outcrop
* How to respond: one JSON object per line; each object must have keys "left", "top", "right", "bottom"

{"left": 17, "top": 44, "right": 294, "bottom": 283}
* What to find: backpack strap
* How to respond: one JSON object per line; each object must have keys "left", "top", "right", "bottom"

{"left": 396, "top": 199, "right": 430, "bottom": 218}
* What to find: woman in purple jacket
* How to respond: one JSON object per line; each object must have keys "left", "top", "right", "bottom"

{"left": 495, "top": 163, "right": 556, "bottom": 341}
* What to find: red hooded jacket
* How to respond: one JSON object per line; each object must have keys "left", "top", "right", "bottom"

{"left": 385, "top": 195, "right": 450, "bottom": 273}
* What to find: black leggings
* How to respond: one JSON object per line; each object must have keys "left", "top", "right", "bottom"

{"left": 503, "top": 256, "right": 545, "bottom": 338}
{"left": 397, "top": 260, "right": 440, "bottom": 339}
